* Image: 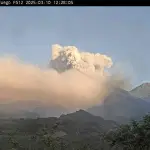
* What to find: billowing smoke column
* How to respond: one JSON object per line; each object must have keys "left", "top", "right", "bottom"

{"left": 50, "top": 44, "right": 113, "bottom": 76}
{"left": 0, "top": 44, "right": 130, "bottom": 110}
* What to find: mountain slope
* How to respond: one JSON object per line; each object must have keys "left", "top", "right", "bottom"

{"left": 0, "top": 110, "right": 117, "bottom": 150}
{"left": 87, "top": 88, "right": 150, "bottom": 123}
{"left": 13, "top": 110, "right": 117, "bottom": 138}
{"left": 59, "top": 110, "right": 117, "bottom": 131}
{"left": 130, "top": 83, "right": 150, "bottom": 102}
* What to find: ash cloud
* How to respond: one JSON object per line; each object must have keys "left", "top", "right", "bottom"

{"left": 50, "top": 44, "right": 112, "bottom": 75}
{"left": 0, "top": 45, "right": 131, "bottom": 109}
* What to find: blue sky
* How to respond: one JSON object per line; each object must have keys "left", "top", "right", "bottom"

{"left": 0, "top": 7, "right": 150, "bottom": 86}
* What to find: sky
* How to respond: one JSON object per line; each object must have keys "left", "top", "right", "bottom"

{"left": 0, "top": 7, "right": 150, "bottom": 87}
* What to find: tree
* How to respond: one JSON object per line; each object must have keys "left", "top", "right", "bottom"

{"left": 104, "top": 114, "right": 150, "bottom": 150}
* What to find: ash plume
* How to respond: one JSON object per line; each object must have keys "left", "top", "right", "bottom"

{"left": 0, "top": 45, "right": 131, "bottom": 109}
{"left": 50, "top": 44, "right": 112, "bottom": 75}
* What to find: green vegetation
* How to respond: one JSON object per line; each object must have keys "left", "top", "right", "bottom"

{"left": 0, "top": 110, "right": 149, "bottom": 150}
{"left": 0, "top": 110, "right": 114, "bottom": 150}
{"left": 105, "top": 114, "right": 150, "bottom": 150}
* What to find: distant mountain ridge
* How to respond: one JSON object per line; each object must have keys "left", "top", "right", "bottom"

{"left": 59, "top": 109, "right": 117, "bottom": 131}
{"left": 1, "top": 82, "right": 150, "bottom": 124}
{"left": 130, "top": 82, "right": 150, "bottom": 101}
{"left": 87, "top": 87, "right": 150, "bottom": 123}
{"left": 0, "top": 110, "right": 117, "bottom": 150}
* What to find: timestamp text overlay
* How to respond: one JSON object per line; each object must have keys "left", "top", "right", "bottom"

{"left": 0, "top": 0, "right": 74, "bottom": 6}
